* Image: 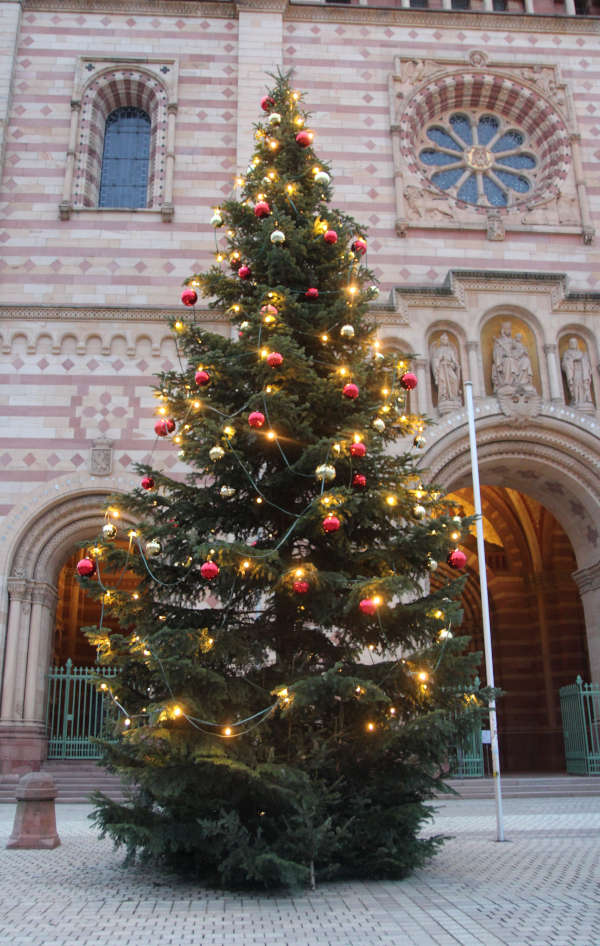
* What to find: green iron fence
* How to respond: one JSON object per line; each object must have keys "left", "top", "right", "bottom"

{"left": 449, "top": 677, "right": 485, "bottom": 778}
{"left": 560, "top": 676, "right": 600, "bottom": 775}
{"left": 45, "top": 659, "right": 117, "bottom": 760}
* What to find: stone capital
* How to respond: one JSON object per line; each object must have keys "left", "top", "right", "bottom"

{"left": 466, "top": 340, "right": 480, "bottom": 352}
{"left": 543, "top": 343, "right": 558, "bottom": 355}
{"left": 7, "top": 578, "right": 32, "bottom": 603}
{"left": 30, "top": 582, "right": 58, "bottom": 609}
{"left": 572, "top": 560, "right": 600, "bottom": 595}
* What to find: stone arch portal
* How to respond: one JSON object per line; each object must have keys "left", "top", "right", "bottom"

{"left": 0, "top": 483, "right": 136, "bottom": 774}
{"left": 421, "top": 415, "right": 600, "bottom": 772}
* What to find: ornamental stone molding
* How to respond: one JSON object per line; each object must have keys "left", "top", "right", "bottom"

{"left": 0, "top": 472, "right": 139, "bottom": 583}
{"left": 390, "top": 53, "right": 594, "bottom": 244}
{"left": 25, "top": 0, "right": 236, "bottom": 13}
{"left": 21, "top": 0, "right": 600, "bottom": 33}
{"left": 417, "top": 411, "right": 600, "bottom": 567}
{"left": 0, "top": 306, "right": 227, "bottom": 323}
{"left": 392, "top": 270, "right": 600, "bottom": 315}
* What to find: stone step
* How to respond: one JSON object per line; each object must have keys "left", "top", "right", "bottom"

{"left": 444, "top": 775, "right": 600, "bottom": 799}
{"left": 2, "top": 769, "right": 599, "bottom": 804}
{"left": 0, "top": 762, "right": 127, "bottom": 804}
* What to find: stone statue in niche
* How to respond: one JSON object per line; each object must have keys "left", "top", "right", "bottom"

{"left": 491, "top": 321, "right": 540, "bottom": 424}
{"left": 561, "top": 337, "right": 594, "bottom": 411}
{"left": 430, "top": 333, "right": 461, "bottom": 412}
{"left": 491, "top": 321, "right": 535, "bottom": 393}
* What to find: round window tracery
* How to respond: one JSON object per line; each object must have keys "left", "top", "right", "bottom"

{"left": 399, "top": 72, "right": 571, "bottom": 216}
{"left": 419, "top": 112, "right": 537, "bottom": 208}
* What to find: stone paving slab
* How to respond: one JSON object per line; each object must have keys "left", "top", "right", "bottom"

{"left": 1, "top": 796, "right": 599, "bottom": 946}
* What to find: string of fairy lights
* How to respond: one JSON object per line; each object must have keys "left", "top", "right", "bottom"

{"left": 77, "top": 81, "right": 467, "bottom": 739}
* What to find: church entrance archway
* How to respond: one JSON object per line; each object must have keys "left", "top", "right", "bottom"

{"left": 421, "top": 415, "right": 600, "bottom": 773}
{"left": 437, "top": 486, "right": 589, "bottom": 772}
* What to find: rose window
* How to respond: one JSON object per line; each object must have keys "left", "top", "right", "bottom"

{"left": 418, "top": 112, "right": 537, "bottom": 208}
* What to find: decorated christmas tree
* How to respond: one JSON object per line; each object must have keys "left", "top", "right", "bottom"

{"left": 81, "top": 72, "right": 482, "bottom": 889}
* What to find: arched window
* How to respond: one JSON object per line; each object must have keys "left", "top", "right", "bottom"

{"left": 60, "top": 62, "right": 176, "bottom": 222}
{"left": 98, "top": 106, "right": 151, "bottom": 209}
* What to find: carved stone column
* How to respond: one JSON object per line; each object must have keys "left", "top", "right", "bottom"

{"left": 59, "top": 100, "right": 80, "bottom": 220}
{"left": 161, "top": 102, "right": 177, "bottom": 222}
{"left": 466, "top": 341, "right": 485, "bottom": 399}
{"left": 0, "top": 579, "right": 31, "bottom": 722}
{"left": 572, "top": 561, "right": 600, "bottom": 684}
{"left": 0, "top": 578, "right": 48, "bottom": 774}
{"left": 413, "top": 358, "right": 428, "bottom": 415}
{"left": 543, "top": 343, "right": 563, "bottom": 404}
{"left": 24, "top": 583, "right": 58, "bottom": 724}
{"left": 570, "top": 133, "right": 595, "bottom": 244}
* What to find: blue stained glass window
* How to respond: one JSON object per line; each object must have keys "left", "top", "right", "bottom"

{"left": 431, "top": 167, "right": 465, "bottom": 189}
{"left": 477, "top": 115, "right": 499, "bottom": 146}
{"left": 449, "top": 113, "right": 472, "bottom": 145}
{"left": 493, "top": 169, "right": 530, "bottom": 192}
{"left": 419, "top": 148, "right": 461, "bottom": 167}
{"left": 483, "top": 176, "right": 507, "bottom": 207}
{"left": 418, "top": 111, "right": 535, "bottom": 208}
{"left": 491, "top": 130, "right": 524, "bottom": 152}
{"left": 98, "top": 106, "right": 151, "bottom": 209}
{"left": 495, "top": 153, "right": 536, "bottom": 170}
{"left": 457, "top": 173, "right": 478, "bottom": 204}
{"left": 427, "top": 127, "right": 463, "bottom": 151}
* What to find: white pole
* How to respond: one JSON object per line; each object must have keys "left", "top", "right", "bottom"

{"left": 464, "top": 381, "right": 505, "bottom": 842}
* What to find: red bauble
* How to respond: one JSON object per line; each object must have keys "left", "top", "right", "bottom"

{"left": 254, "top": 201, "right": 270, "bottom": 219}
{"left": 350, "top": 441, "right": 366, "bottom": 458}
{"left": 305, "top": 287, "right": 319, "bottom": 299}
{"left": 195, "top": 369, "right": 210, "bottom": 386}
{"left": 261, "top": 95, "right": 275, "bottom": 112}
{"left": 248, "top": 411, "right": 265, "bottom": 428}
{"left": 296, "top": 130, "right": 312, "bottom": 148}
{"left": 238, "top": 265, "right": 251, "bottom": 280}
{"left": 400, "top": 371, "right": 418, "bottom": 391}
{"left": 352, "top": 238, "right": 367, "bottom": 256}
{"left": 359, "top": 598, "right": 377, "bottom": 616}
{"left": 447, "top": 548, "right": 467, "bottom": 570}
{"left": 76, "top": 557, "right": 96, "bottom": 578}
{"left": 141, "top": 475, "right": 155, "bottom": 491}
{"left": 322, "top": 515, "right": 340, "bottom": 533}
{"left": 267, "top": 352, "right": 283, "bottom": 367}
{"left": 154, "top": 418, "right": 175, "bottom": 436}
{"left": 342, "top": 383, "right": 359, "bottom": 399}
{"left": 323, "top": 229, "right": 338, "bottom": 244}
{"left": 352, "top": 473, "right": 367, "bottom": 488}
{"left": 293, "top": 579, "right": 310, "bottom": 594}
{"left": 181, "top": 288, "right": 197, "bottom": 307}
{"left": 201, "top": 561, "right": 219, "bottom": 580}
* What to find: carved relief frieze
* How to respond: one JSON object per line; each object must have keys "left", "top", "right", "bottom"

{"left": 390, "top": 52, "right": 594, "bottom": 245}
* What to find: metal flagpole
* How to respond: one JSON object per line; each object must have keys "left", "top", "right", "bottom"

{"left": 464, "top": 381, "right": 505, "bottom": 842}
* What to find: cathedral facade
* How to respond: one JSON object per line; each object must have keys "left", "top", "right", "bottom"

{"left": 0, "top": 0, "right": 599, "bottom": 775}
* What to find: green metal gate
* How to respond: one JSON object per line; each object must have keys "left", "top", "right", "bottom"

{"left": 449, "top": 677, "right": 485, "bottom": 778}
{"left": 560, "top": 676, "right": 600, "bottom": 775}
{"left": 45, "top": 659, "right": 117, "bottom": 760}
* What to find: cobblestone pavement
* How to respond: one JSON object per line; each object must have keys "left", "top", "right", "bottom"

{"left": 1, "top": 795, "right": 599, "bottom": 946}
